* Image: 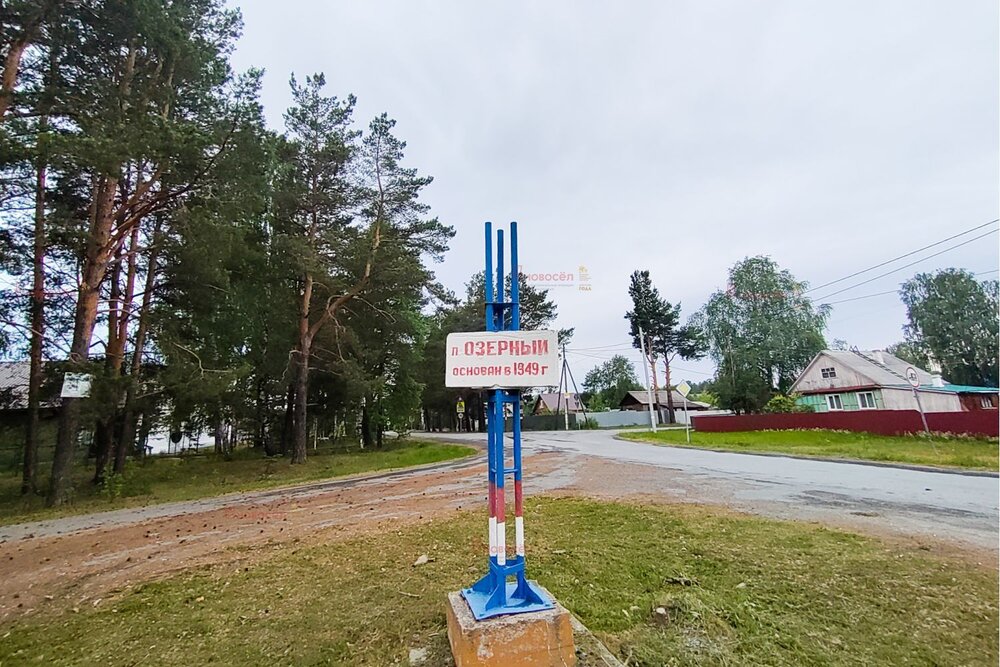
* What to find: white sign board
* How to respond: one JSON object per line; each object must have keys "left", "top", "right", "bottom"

{"left": 446, "top": 330, "right": 560, "bottom": 388}
{"left": 60, "top": 373, "right": 93, "bottom": 398}
{"left": 904, "top": 366, "right": 920, "bottom": 388}
{"left": 677, "top": 380, "right": 691, "bottom": 398}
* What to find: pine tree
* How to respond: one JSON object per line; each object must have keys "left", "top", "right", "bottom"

{"left": 624, "top": 270, "right": 705, "bottom": 423}
{"left": 46, "top": 0, "right": 247, "bottom": 505}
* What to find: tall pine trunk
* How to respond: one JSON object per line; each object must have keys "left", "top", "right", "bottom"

{"left": 360, "top": 397, "right": 372, "bottom": 448}
{"left": 291, "top": 355, "right": 310, "bottom": 462}
{"left": 213, "top": 421, "right": 224, "bottom": 454}
{"left": 47, "top": 176, "right": 118, "bottom": 506}
{"left": 117, "top": 221, "right": 160, "bottom": 473}
{"left": 93, "top": 252, "right": 123, "bottom": 485}
{"left": 291, "top": 272, "right": 313, "bottom": 464}
{"left": 663, "top": 358, "right": 676, "bottom": 424}
{"left": 280, "top": 383, "right": 295, "bottom": 455}
{"left": 22, "top": 143, "right": 47, "bottom": 495}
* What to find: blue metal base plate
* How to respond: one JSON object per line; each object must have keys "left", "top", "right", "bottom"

{"left": 461, "top": 580, "right": 556, "bottom": 621}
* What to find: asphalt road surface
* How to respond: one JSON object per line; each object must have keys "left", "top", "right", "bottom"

{"left": 425, "top": 429, "right": 1000, "bottom": 551}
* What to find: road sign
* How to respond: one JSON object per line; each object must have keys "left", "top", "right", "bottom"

{"left": 904, "top": 366, "right": 930, "bottom": 434}
{"left": 445, "top": 330, "right": 560, "bottom": 388}
{"left": 457, "top": 221, "right": 554, "bottom": 621}
{"left": 677, "top": 380, "right": 691, "bottom": 398}
{"left": 456, "top": 399, "right": 466, "bottom": 414}
{"left": 60, "top": 373, "right": 92, "bottom": 398}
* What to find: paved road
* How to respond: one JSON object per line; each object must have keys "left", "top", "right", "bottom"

{"left": 427, "top": 430, "right": 1000, "bottom": 550}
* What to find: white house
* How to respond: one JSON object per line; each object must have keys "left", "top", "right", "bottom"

{"left": 790, "top": 349, "right": 998, "bottom": 413}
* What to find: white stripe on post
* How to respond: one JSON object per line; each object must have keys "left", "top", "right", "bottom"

{"left": 496, "top": 521, "right": 506, "bottom": 565}
{"left": 489, "top": 516, "right": 497, "bottom": 557}
{"left": 515, "top": 516, "right": 525, "bottom": 556}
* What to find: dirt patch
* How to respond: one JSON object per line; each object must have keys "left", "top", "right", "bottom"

{"left": 0, "top": 453, "right": 567, "bottom": 624}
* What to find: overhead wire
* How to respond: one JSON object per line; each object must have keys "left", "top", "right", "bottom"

{"left": 812, "top": 228, "right": 998, "bottom": 302}
{"left": 819, "top": 269, "right": 998, "bottom": 306}
{"left": 821, "top": 289, "right": 899, "bottom": 306}
{"left": 805, "top": 218, "right": 998, "bottom": 294}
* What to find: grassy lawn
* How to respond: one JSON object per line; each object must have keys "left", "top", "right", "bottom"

{"left": 1, "top": 498, "right": 995, "bottom": 666}
{"left": 620, "top": 428, "right": 999, "bottom": 471}
{"left": 0, "top": 439, "right": 476, "bottom": 527}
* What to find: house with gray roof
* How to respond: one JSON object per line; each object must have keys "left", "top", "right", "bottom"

{"left": 789, "top": 349, "right": 998, "bottom": 413}
{"left": 618, "top": 390, "right": 712, "bottom": 412}
{"left": 531, "top": 392, "right": 585, "bottom": 415}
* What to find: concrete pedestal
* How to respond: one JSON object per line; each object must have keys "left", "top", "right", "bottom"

{"left": 446, "top": 589, "right": 576, "bottom": 667}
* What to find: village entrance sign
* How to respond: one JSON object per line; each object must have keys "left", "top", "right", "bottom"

{"left": 445, "top": 222, "right": 559, "bottom": 620}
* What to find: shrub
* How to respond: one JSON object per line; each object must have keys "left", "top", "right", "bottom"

{"left": 763, "top": 393, "right": 812, "bottom": 414}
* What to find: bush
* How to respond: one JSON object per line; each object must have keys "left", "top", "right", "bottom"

{"left": 763, "top": 393, "right": 812, "bottom": 414}
{"left": 100, "top": 470, "right": 153, "bottom": 501}
{"left": 579, "top": 417, "right": 600, "bottom": 430}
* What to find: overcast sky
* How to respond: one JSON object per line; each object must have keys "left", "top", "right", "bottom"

{"left": 228, "top": 1, "right": 999, "bottom": 385}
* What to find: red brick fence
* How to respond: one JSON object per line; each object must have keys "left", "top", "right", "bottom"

{"left": 691, "top": 410, "right": 998, "bottom": 438}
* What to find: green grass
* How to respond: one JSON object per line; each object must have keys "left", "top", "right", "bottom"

{"left": 1, "top": 498, "right": 996, "bottom": 666}
{"left": 620, "top": 428, "right": 999, "bottom": 471}
{"left": 0, "top": 439, "right": 476, "bottom": 526}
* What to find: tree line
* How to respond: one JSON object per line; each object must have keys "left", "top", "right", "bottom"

{"left": 0, "top": 1, "right": 459, "bottom": 506}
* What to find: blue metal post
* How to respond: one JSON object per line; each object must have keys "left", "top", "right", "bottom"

{"left": 484, "top": 222, "right": 494, "bottom": 331}
{"left": 463, "top": 221, "right": 554, "bottom": 621}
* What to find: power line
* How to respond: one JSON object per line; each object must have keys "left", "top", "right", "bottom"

{"left": 567, "top": 343, "right": 634, "bottom": 352}
{"left": 566, "top": 349, "right": 640, "bottom": 361}
{"left": 805, "top": 218, "right": 999, "bottom": 294}
{"left": 821, "top": 289, "right": 898, "bottom": 306}
{"left": 672, "top": 365, "right": 714, "bottom": 377}
{"left": 821, "top": 269, "right": 999, "bottom": 306}
{"left": 812, "top": 228, "right": 999, "bottom": 301}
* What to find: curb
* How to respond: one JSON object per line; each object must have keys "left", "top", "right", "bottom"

{"left": 612, "top": 434, "right": 999, "bottom": 478}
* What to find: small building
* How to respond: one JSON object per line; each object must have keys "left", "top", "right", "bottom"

{"left": 531, "top": 392, "right": 585, "bottom": 415}
{"left": 789, "top": 349, "right": 998, "bottom": 413}
{"left": 618, "top": 390, "right": 712, "bottom": 412}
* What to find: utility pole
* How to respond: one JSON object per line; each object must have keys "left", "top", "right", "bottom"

{"left": 554, "top": 346, "right": 569, "bottom": 430}
{"left": 638, "top": 326, "right": 657, "bottom": 433}
{"left": 564, "top": 347, "right": 589, "bottom": 428}
{"left": 563, "top": 344, "right": 570, "bottom": 430}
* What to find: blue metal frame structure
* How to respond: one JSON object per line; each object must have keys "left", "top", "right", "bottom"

{"left": 461, "top": 221, "right": 555, "bottom": 621}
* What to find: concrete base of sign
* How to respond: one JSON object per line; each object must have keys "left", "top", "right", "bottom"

{"left": 446, "top": 588, "right": 576, "bottom": 667}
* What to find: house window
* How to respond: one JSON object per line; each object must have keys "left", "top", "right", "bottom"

{"left": 858, "top": 392, "right": 877, "bottom": 409}
{"left": 981, "top": 396, "right": 996, "bottom": 409}
{"left": 821, "top": 367, "right": 837, "bottom": 379}
{"left": 826, "top": 394, "right": 843, "bottom": 411}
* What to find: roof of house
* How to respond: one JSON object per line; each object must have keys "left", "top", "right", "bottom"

{"left": 792, "top": 350, "right": 999, "bottom": 394}
{"left": 821, "top": 350, "right": 936, "bottom": 386}
{"left": 0, "top": 361, "right": 32, "bottom": 409}
{"left": 533, "top": 392, "right": 585, "bottom": 413}
{"left": 620, "top": 390, "right": 711, "bottom": 409}
{"left": 0, "top": 361, "right": 30, "bottom": 391}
